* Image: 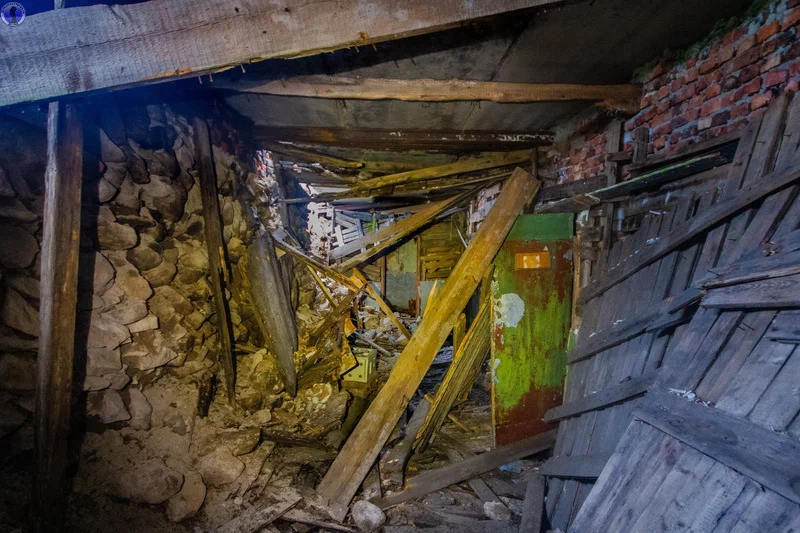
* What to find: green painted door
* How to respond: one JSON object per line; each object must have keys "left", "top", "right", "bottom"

{"left": 491, "top": 214, "right": 573, "bottom": 447}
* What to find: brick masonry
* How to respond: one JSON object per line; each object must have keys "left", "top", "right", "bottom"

{"left": 555, "top": 0, "right": 800, "bottom": 184}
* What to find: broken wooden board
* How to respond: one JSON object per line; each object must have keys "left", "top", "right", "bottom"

{"left": 317, "top": 168, "right": 540, "bottom": 520}
{"left": 353, "top": 269, "right": 412, "bottom": 340}
{"left": 33, "top": 102, "right": 83, "bottom": 533}
{"left": 379, "top": 429, "right": 557, "bottom": 508}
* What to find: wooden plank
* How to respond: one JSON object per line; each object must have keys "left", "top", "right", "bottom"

{"left": 317, "top": 169, "right": 540, "bottom": 520}
{"left": 539, "top": 453, "right": 612, "bottom": 480}
{"left": 257, "top": 127, "right": 552, "bottom": 151}
{"left": 273, "top": 232, "right": 363, "bottom": 292}
{"left": 519, "top": 473, "right": 545, "bottom": 533}
{"left": 630, "top": 130, "right": 741, "bottom": 173}
{"left": 334, "top": 152, "right": 531, "bottom": 199}
{"left": 0, "top": 0, "right": 565, "bottom": 107}
{"left": 264, "top": 142, "right": 364, "bottom": 169}
{"left": 241, "top": 231, "right": 299, "bottom": 395}
{"left": 701, "top": 272, "right": 800, "bottom": 308}
{"left": 218, "top": 76, "right": 641, "bottom": 110}
{"left": 353, "top": 269, "right": 412, "bottom": 340}
{"left": 32, "top": 102, "right": 82, "bottom": 533}
{"left": 217, "top": 494, "right": 301, "bottom": 533}
{"left": 414, "top": 302, "right": 490, "bottom": 451}
{"left": 580, "top": 163, "right": 800, "bottom": 303}
{"left": 194, "top": 117, "right": 236, "bottom": 404}
{"left": 379, "top": 429, "right": 557, "bottom": 509}
{"left": 697, "top": 249, "right": 800, "bottom": 289}
{"left": 536, "top": 175, "right": 608, "bottom": 203}
{"left": 635, "top": 390, "right": 800, "bottom": 505}
{"left": 543, "top": 373, "right": 656, "bottom": 423}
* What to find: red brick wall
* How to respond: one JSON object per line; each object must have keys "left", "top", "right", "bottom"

{"left": 556, "top": 0, "right": 800, "bottom": 184}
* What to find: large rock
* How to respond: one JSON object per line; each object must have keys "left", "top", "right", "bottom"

{"left": 86, "top": 347, "right": 122, "bottom": 376}
{"left": 107, "top": 457, "right": 183, "bottom": 505}
{"left": 0, "top": 223, "right": 37, "bottom": 269}
{"left": 143, "top": 379, "right": 197, "bottom": 436}
{"left": 121, "top": 387, "right": 152, "bottom": 431}
{"left": 0, "top": 199, "right": 38, "bottom": 223}
{"left": 0, "top": 165, "right": 15, "bottom": 197}
{"left": 166, "top": 459, "right": 206, "bottom": 522}
{"left": 1, "top": 288, "right": 40, "bottom": 337}
{"left": 95, "top": 206, "right": 137, "bottom": 250}
{"left": 6, "top": 273, "right": 40, "bottom": 300}
{"left": 126, "top": 239, "right": 163, "bottom": 272}
{"left": 82, "top": 252, "right": 115, "bottom": 296}
{"left": 87, "top": 389, "right": 130, "bottom": 424}
{"left": 129, "top": 140, "right": 180, "bottom": 179}
{"left": 152, "top": 285, "right": 193, "bottom": 316}
{"left": 99, "top": 128, "right": 126, "bottom": 163}
{"left": 483, "top": 501, "right": 512, "bottom": 521}
{"left": 128, "top": 313, "right": 159, "bottom": 333}
{"left": 120, "top": 330, "right": 178, "bottom": 370}
{"left": 106, "top": 252, "right": 153, "bottom": 300}
{"left": 0, "top": 396, "right": 27, "bottom": 439}
{"left": 351, "top": 500, "right": 386, "bottom": 532}
{"left": 102, "top": 297, "right": 148, "bottom": 325}
{"left": 195, "top": 448, "right": 245, "bottom": 487}
{"left": 84, "top": 311, "right": 131, "bottom": 349}
{"left": 192, "top": 427, "right": 261, "bottom": 458}
{"left": 142, "top": 259, "right": 177, "bottom": 287}
{"left": 0, "top": 353, "right": 35, "bottom": 393}
{"left": 178, "top": 249, "right": 208, "bottom": 271}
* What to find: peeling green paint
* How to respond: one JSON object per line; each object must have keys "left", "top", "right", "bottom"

{"left": 491, "top": 214, "right": 573, "bottom": 445}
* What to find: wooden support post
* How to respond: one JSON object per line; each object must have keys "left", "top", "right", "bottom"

{"left": 519, "top": 472, "right": 545, "bottom": 533}
{"left": 193, "top": 117, "right": 236, "bottom": 405}
{"left": 242, "top": 230, "right": 299, "bottom": 396}
{"left": 353, "top": 269, "right": 412, "bottom": 340}
{"left": 317, "top": 168, "right": 540, "bottom": 520}
{"left": 307, "top": 264, "right": 336, "bottom": 306}
{"left": 33, "top": 102, "right": 83, "bottom": 533}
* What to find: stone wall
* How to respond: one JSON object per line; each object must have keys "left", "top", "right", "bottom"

{"left": 552, "top": 0, "right": 800, "bottom": 184}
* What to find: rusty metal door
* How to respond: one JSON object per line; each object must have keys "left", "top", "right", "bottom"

{"left": 491, "top": 214, "right": 573, "bottom": 447}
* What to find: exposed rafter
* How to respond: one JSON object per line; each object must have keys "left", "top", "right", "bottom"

{"left": 255, "top": 127, "right": 552, "bottom": 151}
{"left": 218, "top": 76, "right": 642, "bottom": 112}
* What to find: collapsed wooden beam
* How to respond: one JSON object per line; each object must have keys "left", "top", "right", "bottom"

{"left": 379, "top": 429, "right": 557, "bottom": 508}
{"left": 0, "top": 0, "right": 564, "bottom": 107}
{"left": 218, "top": 76, "right": 642, "bottom": 111}
{"left": 241, "top": 231, "right": 299, "bottom": 396}
{"left": 334, "top": 190, "right": 474, "bottom": 272}
{"left": 353, "top": 269, "right": 412, "bottom": 341}
{"left": 194, "top": 118, "right": 236, "bottom": 404}
{"left": 256, "top": 127, "right": 553, "bottom": 151}
{"left": 413, "top": 301, "right": 490, "bottom": 452}
{"left": 317, "top": 168, "right": 540, "bottom": 520}
{"left": 33, "top": 102, "right": 82, "bottom": 533}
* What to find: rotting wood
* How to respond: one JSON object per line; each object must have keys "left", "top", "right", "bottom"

{"left": 635, "top": 390, "right": 800, "bottom": 505}
{"left": 194, "top": 117, "right": 236, "bottom": 404}
{"left": 0, "top": 0, "right": 566, "bottom": 107}
{"left": 242, "top": 230, "right": 299, "bottom": 396}
{"left": 519, "top": 472, "right": 545, "bottom": 533}
{"left": 537, "top": 175, "right": 608, "bottom": 203}
{"left": 306, "top": 264, "right": 336, "bottom": 306}
{"left": 701, "top": 272, "right": 800, "bottom": 309}
{"left": 414, "top": 302, "right": 490, "bottom": 452}
{"left": 257, "top": 127, "right": 552, "bottom": 151}
{"left": 630, "top": 130, "right": 741, "bottom": 173}
{"left": 543, "top": 373, "right": 656, "bottom": 423}
{"left": 353, "top": 269, "right": 412, "bottom": 340}
{"left": 216, "top": 494, "right": 301, "bottom": 533}
{"left": 539, "top": 453, "right": 611, "bottom": 479}
{"left": 379, "top": 429, "right": 557, "bottom": 509}
{"left": 536, "top": 146, "right": 737, "bottom": 215}
{"left": 380, "top": 398, "right": 431, "bottom": 492}
{"left": 334, "top": 190, "right": 475, "bottom": 272}
{"left": 343, "top": 151, "right": 531, "bottom": 196}
{"left": 264, "top": 141, "right": 364, "bottom": 169}
{"left": 32, "top": 102, "right": 82, "bottom": 533}
{"left": 307, "top": 284, "right": 363, "bottom": 346}
{"left": 580, "top": 163, "right": 800, "bottom": 303}
{"left": 317, "top": 168, "right": 540, "bottom": 520}
{"left": 435, "top": 434, "right": 504, "bottom": 505}
{"left": 220, "top": 76, "right": 641, "bottom": 111}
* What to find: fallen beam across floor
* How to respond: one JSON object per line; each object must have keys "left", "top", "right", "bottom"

{"left": 379, "top": 429, "right": 557, "bottom": 508}
{"left": 317, "top": 168, "right": 540, "bottom": 520}
{"left": 0, "top": 0, "right": 565, "bottom": 107}
{"left": 218, "top": 76, "right": 641, "bottom": 111}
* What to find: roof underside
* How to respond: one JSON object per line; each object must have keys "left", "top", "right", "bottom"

{"left": 219, "top": 0, "right": 752, "bottom": 135}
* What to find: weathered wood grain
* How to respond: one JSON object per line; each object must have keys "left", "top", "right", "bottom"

{"left": 33, "top": 102, "right": 82, "bottom": 533}
{"left": 540, "top": 453, "right": 611, "bottom": 480}
{"left": 0, "top": 0, "right": 564, "bottom": 107}
{"left": 544, "top": 373, "right": 656, "bottom": 423}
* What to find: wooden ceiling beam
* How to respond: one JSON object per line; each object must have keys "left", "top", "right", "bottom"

{"left": 255, "top": 127, "right": 552, "bottom": 151}
{"left": 220, "top": 76, "right": 642, "bottom": 112}
{"left": 0, "top": 0, "right": 565, "bottom": 107}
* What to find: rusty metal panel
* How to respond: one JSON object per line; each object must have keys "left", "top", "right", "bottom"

{"left": 491, "top": 214, "right": 573, "bottom": 447}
